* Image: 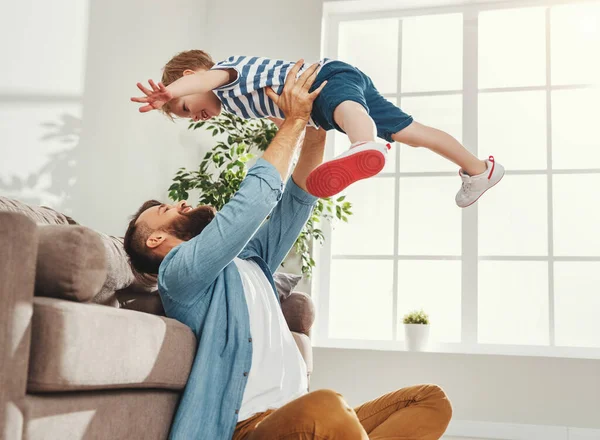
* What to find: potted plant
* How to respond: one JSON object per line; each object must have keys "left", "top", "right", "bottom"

{"left": 403, "top": 309, "right": 430, "bottom": 351}
{"left": 168, "top": 113, "right": 353, "bottom": 276}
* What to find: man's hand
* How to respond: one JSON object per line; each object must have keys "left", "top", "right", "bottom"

{"left": 265, "top": 60, "right": 327, "bottom": 124}
{"left": 131, "top": 80, "right": 174, "bottom": 113}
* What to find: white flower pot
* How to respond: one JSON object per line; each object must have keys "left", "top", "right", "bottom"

{"left": 404, "top": 324, "right": 430, "bottom": 351}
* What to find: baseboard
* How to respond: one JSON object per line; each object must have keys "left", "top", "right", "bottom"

{"left": 568, "top": 428, "right": 600, "bottom": 440}
{"left": 445, "top": 420, "right": 600, "bottom": 440}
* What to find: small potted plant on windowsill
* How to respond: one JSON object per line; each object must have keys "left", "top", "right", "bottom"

{"left": 403, "top": 309, "right": 430, "bottom": 351}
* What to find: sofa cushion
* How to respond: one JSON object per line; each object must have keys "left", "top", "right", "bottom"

{"left": 281, "top": 292, "right": 316, "bottom": 335}
{"left": 118, "top": 288, "right": 315, "bottom": 335}
{"left": 0, "top": 196, "right": 137, "bottom": 305}
{"left": 0, "top": 196, "right": 76, "bottom": 225}
{"left": 36, "top": 225, "right": 108, "bottom": 302}
{"left": 28, "top": 297, "right": 196, "bottom": 392}
{"left": 92, "top": 233, "right": 136, "bottom": 307}
{"left": 119, "top": 289, "right": 166, "bottom": 316}
{"left": 274, "top": 271, "right": 302, "bottom": 301}
{"left": 24, "top": 389, "right": 178, "bottom": 440}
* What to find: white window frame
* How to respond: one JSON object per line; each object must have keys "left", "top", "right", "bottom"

{"left": 313, "top": 0, "right": 600, "bottom": 360}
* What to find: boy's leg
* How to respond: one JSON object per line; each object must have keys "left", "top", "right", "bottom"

{"left": 306, "top": 100, "right": 389, "bottom": 198}
{"left": 333, "top": 101, "right": 377, "bottom": 143}
{"left": 354, "top": 384, "right": 452, "bottom": 440}
{"left": 243, "top": 389, "right": 368, "bottom": 440}
{"left": 393, "top": 122, "right": 504, "bottom": 207}
{"left": 392, "top": 121, "right": 486, "bottom": 176}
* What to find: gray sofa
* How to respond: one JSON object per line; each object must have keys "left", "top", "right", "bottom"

{"left": 0, "top": 207, "right": 315, "bottom": 440}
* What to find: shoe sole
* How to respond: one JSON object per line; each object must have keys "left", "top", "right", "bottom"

{"left": 306, "top": 149, "right": 386, "bottom": 198}
{"left": 459, "top": 169, "right": 506, "bottom": 208}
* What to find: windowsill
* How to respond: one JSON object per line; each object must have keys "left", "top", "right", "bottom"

{"left": 323, "top": 0, "right": 522, "bottom": 15}
{"left": 314, "top": 338, "right": 600, "bottom": 360}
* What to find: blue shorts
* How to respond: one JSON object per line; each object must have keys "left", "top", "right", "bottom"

{"left": 309, "top": 61, "right": 413, "bottom": 143}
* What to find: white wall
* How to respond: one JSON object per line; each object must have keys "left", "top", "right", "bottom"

{"left": 0, "top": 0, "right": 324, "bottom": 237}
{"left": 311, "top": 347, "right": 600, "bottom": 429}
{"left": 72, "top": 0, "right": 211, "bottom": 235}
{"left": 204, "top": 0, "right": 324, "bottom": 62}
{"left": 0, "top": 0, "right": 210, "bottom": 236}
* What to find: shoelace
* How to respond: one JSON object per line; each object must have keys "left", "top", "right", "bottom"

{"left": 461, "top": 156, "right": 495, "bottom": 193}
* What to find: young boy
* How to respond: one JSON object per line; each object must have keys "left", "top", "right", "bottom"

{"left": 131, "top": 50, "right": 504, "bottom": 206}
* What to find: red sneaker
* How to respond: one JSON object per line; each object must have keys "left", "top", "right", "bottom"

{"left": 306, "top": 141, "right": 390, "bottom": 198}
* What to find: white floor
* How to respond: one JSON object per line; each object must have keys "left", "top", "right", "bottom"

{"left": 444, "top": 437, "right": 490, "bottom": 440}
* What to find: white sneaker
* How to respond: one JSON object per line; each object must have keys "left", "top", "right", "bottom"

{"left": 455, "top": 156, "right": 505, "bottom": 208}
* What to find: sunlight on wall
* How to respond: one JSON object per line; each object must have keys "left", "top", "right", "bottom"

{"left": 0, "top": 0, "right": 89, "bottom": 212}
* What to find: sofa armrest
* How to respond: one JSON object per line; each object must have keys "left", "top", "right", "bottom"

{"left": 0, "top": 212, "right": 38, "bottom": 440}
{"left": 291, "top": 332, "right": 313, "bottom": 391}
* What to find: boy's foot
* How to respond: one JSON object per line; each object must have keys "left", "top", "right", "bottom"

{"left": 455, "top": 156, "right": 505, "bottom": 208}
{"left": 306, "top": 142, "right": 390, "bottom": 198}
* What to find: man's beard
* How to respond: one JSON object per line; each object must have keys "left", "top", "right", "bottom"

{"left": 164, "top": 205, "right": 216, "bottom": 241}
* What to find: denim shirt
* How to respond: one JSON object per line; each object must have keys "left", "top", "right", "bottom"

{"left": 157, "top": 159, "right": 318, "bottom": 440}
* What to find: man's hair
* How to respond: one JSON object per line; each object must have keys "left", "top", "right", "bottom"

{"left": 161, "top": 49, "right": 215, "bottom": 119}
{"left": 123, "top": 200, "right": 162, "bottom": 275}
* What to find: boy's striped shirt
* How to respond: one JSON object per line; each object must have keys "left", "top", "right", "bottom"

{"left": 211, "top": 55, "right": 330, "bottom": 126}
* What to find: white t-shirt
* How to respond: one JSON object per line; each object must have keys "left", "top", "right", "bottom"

{"left": 234, "top": 258, "right": 308, "bottom": 422}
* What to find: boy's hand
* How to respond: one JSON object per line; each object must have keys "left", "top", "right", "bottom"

{"left": 130, "top": 80, "right": 174, "bottom": 113}
{"left": 265, "top": 60, "right": 327, "bottom": 124}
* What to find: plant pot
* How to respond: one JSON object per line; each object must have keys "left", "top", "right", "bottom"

{"left": 404, "top": 324, "right": 430, "bottom": 351}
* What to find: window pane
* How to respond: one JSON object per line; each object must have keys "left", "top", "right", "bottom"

{"left": 329, "top": 259, "right": 393, "bottom": 340}
{"left": 399, "top": 94, "right": 462, "bottom": 173}
{"left": 331, "top": 177, "right": 395, "bottom": 255}
{"left": 479, "top": 261, "right": 549, "bottom": 345}
{"left": 479, "top": 175, "right": 548, "bottom": 256}
{"left": 0, "top": 0, "right": 89, "bottom": 94}
{"left": 397, "top": 261, "right": 461, "bottom": 343}
{"left": 0, "top": 103, "right": 81, "bottom": 209}
{"left": 551, "top": 2, "right": 600, "bottom": 86}
{"left": 339, "top": 19, "right": 399, "bottom": 94}
{"left": 479, "top": 7, "right": 546, "bottom": 89}
{"left": 401, "top": 13, "right": 463, "bottom": 92}
{"left": 479, "top": 91, "right": 547, "bottom": 170}
{"left": 554, "top": 262, "right": 600, "bottom": 348}
{"left": 333, "top": 98, "right": 398, "bottom": 173}
{"left": 553, "top": 175, "right": 600, "bottom": 256}
{"left": 398, "top": 177, "right": 461, "bottom": 255}
{"left": 552, "top": 88, "right": 600, "bottom": 169}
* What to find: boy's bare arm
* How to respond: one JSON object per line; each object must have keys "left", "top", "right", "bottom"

{"left": 131, "top": 69, "right": 231, "bottom": 113}
{"left": 167, "top": 69, "right": 231, "bottom": 98}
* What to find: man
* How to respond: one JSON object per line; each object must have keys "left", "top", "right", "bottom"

{"left": 124, "top": 61, "right": 452, "bottom": 440}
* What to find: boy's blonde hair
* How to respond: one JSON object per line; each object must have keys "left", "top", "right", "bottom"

{"left": 161, "top": 50, "right": 215, "bottom": 119}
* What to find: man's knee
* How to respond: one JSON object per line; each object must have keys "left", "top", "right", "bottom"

{"left": 422, "top": 384, "right": 453, "bottom": 425}
{"left": 306, "top": 389, "right": 349, "bottom": 411}
{"left": 306, "top": 390, "right": 367, "bottom": 439}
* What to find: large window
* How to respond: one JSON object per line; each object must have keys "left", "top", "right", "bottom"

{"left": 314, "top": 0, "right": 600, "bottom": 358}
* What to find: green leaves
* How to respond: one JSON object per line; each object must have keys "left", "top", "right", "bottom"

{"left": 402, "top": 309, "right": 430, "bottom": 325}
{"left": 173, "top": 112, "right": 355, "bottom": 276}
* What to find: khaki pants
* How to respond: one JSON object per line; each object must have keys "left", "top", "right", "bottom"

{"left": 233, "top": 384, "right": 452, "bottom": 440}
